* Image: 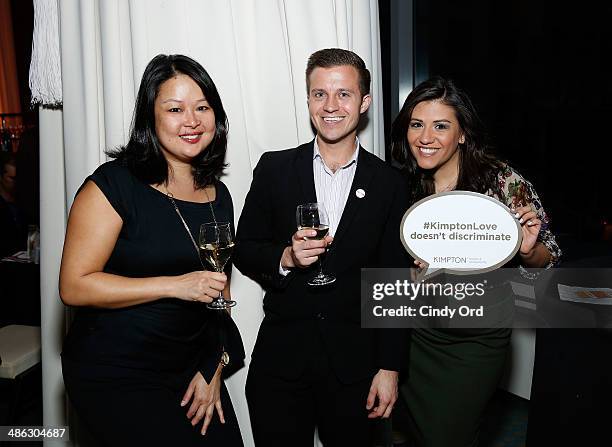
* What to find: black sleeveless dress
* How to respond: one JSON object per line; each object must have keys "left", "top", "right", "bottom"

{"left": 61, "top": 160, "right": 243, "bottom": 446}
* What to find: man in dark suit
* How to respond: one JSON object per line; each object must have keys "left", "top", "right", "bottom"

{"left": 233, "top": 48, "right": 409, "bottom": 446}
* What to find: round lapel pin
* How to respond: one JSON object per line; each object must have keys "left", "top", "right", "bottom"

{"left": 356, "top": 188, "right": 365, "bottom": 198}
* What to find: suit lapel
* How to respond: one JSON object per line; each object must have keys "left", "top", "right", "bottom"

{"left": 295, "top": 141, "right": 317, "bottom": 204}
{"left": 331, "top": 147, "right": 375, "bottom": 244}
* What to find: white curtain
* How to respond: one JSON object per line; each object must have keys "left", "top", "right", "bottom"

{"left": 37, "top": 1, "right": 383, "bottom": 445}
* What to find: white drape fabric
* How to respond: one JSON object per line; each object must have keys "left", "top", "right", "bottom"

{"left": 37, "top": 1, "right": 383, "bottom": 445}
{"left": 29, "top": 0, "right": 62, "bottom": 106}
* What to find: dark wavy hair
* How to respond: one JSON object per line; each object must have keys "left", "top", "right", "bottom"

{"left": 107, "top": 54, "right": 228, "bottom": 188}
{"left": 390, "top": 76, "right": 504, "bottom": 203}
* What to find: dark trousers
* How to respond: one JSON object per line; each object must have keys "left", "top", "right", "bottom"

{"left": 245, "top": 345, "right": 375, "bottom": 447}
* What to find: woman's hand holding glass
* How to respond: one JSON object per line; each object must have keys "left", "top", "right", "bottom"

{"left": 171, "top": 270, "right": 227, "bottom": 303}
{"left": 199, "top": 222, "right": 237, "bottom": 309}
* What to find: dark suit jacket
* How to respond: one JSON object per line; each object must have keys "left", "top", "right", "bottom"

{"left": 233, "top": 140, "right": 411, "bottom": 384}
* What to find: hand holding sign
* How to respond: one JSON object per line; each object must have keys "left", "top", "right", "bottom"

{"left": 400, "top": 191, "right": 522, "bottom": 279}
{"left": 512, "top": 205, "right": 542, "bottom": 256}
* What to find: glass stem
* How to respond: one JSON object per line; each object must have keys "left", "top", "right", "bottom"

{"left": 217, "top": 267, "right": 224, "bottom": 300}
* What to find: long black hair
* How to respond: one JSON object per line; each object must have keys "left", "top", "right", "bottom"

{"left": 108, "top": 54, "right": 228, "bottom": 188}
{"left": 390, "top": 76, "right": 504, "bottom": 203}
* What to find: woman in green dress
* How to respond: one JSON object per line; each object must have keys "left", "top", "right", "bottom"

{"left": 390, "top": 76, "right": 561, "bottom": 446}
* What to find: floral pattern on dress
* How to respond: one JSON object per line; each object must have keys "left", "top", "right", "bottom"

{"left": 488, "top": 165, "right": 561, "bottom": 268}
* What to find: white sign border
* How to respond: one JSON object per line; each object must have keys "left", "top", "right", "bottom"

{"left": 400, "top": 190, "right": 524, "bottom": 275}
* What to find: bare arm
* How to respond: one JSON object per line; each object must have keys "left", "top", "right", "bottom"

{"left": 59, "top": 181, "right": 226, "bottom": 308}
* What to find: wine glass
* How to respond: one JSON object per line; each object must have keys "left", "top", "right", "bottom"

{"left": 296, "top": 202, "right": 336, "bottom": 286}
{"left": 199, "top": 222, "right": 237, "bottom": 310}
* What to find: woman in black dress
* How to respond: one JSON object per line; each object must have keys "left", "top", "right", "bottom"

{"left": 59, "top": 54, "right": 243, "bottom": 446}
{"left": 390, "top": 76, "right": 561, "bottom": 447}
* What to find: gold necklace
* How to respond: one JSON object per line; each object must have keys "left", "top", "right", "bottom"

{"left": 164, "top": 184, "right": 218, "bottom": 270}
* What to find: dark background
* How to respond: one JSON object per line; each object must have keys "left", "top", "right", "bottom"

{"left": 379, "top": 0, "right": 612, "bottom": 262}
{"left": 5, "top": 0, "right": 39, "bottom": 225}
{"left": 10, "top": 0, "right": 34, "bottom": 112}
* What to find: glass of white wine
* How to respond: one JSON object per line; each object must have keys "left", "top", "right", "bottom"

{"left": 296, "top": 202, "right": 336, "bottom": 286}
{"left": 199, "top": 222, "right": 237, "bottom": 310}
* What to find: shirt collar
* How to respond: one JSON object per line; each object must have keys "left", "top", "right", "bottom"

{"left": 313, "top": 136, "right": 360, "bottom": 169}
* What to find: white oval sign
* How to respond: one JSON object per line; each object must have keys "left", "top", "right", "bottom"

{"left": 400, "top": 191, "right": 522, "bottom": 277}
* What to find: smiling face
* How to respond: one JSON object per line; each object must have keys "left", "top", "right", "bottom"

{"left": 407, "top": 100, "right": 465, "bottom": 175}
{"left": 307, "top": 65, "right": 371, "bottom": 147}
{"left": 154, "top": 74, "right": 216, "bottom": 165}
